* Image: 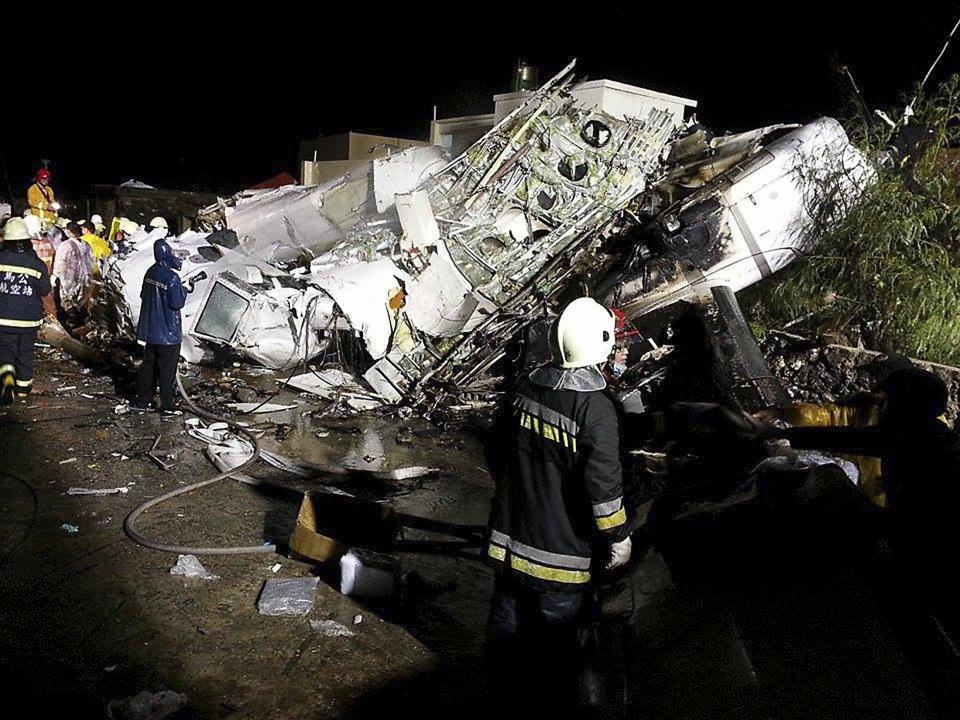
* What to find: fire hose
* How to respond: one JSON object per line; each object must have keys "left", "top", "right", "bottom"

{"left": 123, "top": 372, "right": 484, "bottom": 556}
{"left": 122, "top": 371, "right": 274, "bottom": 555}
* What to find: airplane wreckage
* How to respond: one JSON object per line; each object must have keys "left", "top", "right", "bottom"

{"left": 90, "top": 60, "right": 874, "bottom": 414}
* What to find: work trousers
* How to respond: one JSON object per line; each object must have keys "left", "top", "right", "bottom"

{"left": 136, "top": 343, "right": 180, "bottom": 410}
{"left": 0, "top": 329, "right": 39, "bottom": 397}
{"left": 487, "top": 575, "right": 587, "bottom": 710}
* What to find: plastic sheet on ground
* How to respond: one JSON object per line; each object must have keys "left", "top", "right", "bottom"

{"left": 309, "top": 619, "right": 356, "bottom": 638}
{"left": 257, "top": 577, "right": 320, "bottom": 616}
{"left": 169, "top": 554, "right": 219, "bottom": 581}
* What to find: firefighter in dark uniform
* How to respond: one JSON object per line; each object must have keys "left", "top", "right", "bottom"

{"left": 486, "top": 296, "right": 632, "bottom": 709}
{"left": 0, "top": 218, "right": 52, "bottom": 405}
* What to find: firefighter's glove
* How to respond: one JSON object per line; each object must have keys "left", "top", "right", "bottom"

{"left": 605, "top": 536, "right": 632, "bottom": 570}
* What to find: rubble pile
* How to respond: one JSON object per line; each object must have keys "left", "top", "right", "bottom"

{"left": 764, "top": 331, "right": 960, "bottom": 423}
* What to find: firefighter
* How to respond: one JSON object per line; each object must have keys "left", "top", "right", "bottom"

{"left": 486, "top": 296, "right": 632, "bottom": 708}
{"left": 112, "top": 218, "right": 141, "bottom": 255}
{"left": 27, "top": 168, "right": 59, "bottom": 223}
{"left": 0, "top": 218, "right": 52, "bottom": 405}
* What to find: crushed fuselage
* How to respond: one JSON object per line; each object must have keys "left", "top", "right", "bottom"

{"left": 94, "top": 61, "right": 874, "bottom": 410}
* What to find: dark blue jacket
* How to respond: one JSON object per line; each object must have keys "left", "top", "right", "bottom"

{"left": 137, "top": 239, "right": 187, "bottom": 346}
{"left": 0, "top": 241, "right": 52, "bottom": 334}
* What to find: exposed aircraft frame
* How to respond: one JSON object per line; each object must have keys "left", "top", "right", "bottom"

{"left": 92, "top": 60, "right": 875, "bottom": 413}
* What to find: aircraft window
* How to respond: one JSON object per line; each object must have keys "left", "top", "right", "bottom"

{"left": 559, "top": 156, "right": 588, "bottom": 182}
{"left": 537, "top": 189, "right": 558, "bottom": 210}
{"left": 581, "top": 120, "right": 612, "bottom": 148}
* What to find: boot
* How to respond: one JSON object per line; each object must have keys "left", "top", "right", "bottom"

{"left": 0, "top": 370, "right": 15, "bottom": 407}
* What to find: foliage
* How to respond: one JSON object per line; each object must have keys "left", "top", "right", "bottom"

{"left": 744, "top": 75, "right": 960, "bottom": 364}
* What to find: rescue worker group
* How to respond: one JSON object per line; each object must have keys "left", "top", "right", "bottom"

{"left": 1, "top": 168, "right": 194, "bottom": 411}
{"left": 3, "top": 166, "right": 959, "bottom": 713}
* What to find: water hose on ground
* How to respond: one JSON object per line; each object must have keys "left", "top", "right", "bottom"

{"left": 122, "top": 371, "right": 276, "bottom": 555}
{"left": 123, "top": 370, "right": 485, "bottom": 557}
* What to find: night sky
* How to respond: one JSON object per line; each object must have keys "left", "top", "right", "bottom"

{"left": 2, "top": 4, "right": 957, "bottom": 199}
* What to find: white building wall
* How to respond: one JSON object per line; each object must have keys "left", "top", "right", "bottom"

{"left": 494, "top": 79, "right": 697, "bottom": 127}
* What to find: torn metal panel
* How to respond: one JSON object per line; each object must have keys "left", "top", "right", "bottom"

{"left": 286, "top": 370, "right": 383, "bottom": 411}
{"left": 399, "top": 195, "right": 474, "bottom": 337}
{"left": 197, "top": 146, "right": 449, "bottom": 263}
{"left": 605, "top": 118, "right": 874, "bottom": 321}
{"left": 664, "top": 124, "right": 798, "bottom": 187}
{"left": 374, "top": 151, "right": 448, "bottom": 214}
{"left": 395, "top": 190, "right": 440, "bottom": 251}
{"left": 189, "top": 271, "right": 331, "bottom": 369}
{"left": 311, "top": 259, "right": 410, "bottom": 360}
{"left": 363, "top": 346, "right": 425, "bottom": 404}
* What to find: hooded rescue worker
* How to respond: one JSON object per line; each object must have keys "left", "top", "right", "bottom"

{"left": 133, "top": 238, "right": 194, "bottom": 414}
{"left": 27, "top": 168, "right": 58, "bottom": 223}
{"left": 0, "top": 218, "right": 52, "bottom": 405}
{"left": 52, "top": 222, "right": 93, "bottom": 324}
{"left": 486, "top": 296, "right": 632, "bottom": 709}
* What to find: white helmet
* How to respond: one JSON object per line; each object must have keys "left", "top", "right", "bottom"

{"left": 22, "top": 214, "right": 43, "bottom": 238}
{"left": 555, "top": 297, "right": 616, "bottom": 369}
{"left": 91, "top": 214, "right": 103, "bottom": 225}
{"left": 149, "top": 216, "right": 169, "bottom": 229}
{"left": 119, "top": 218, "right": 141, "bottom": 236}
{"left": 3, "top": 218, "right": 31, "bottom": 242}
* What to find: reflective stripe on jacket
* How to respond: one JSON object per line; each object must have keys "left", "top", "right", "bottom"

{"left": 0, "top": 245, "right": 52, "bottom": 332}
{"left": 487, "top": 365, "right": 627, "bottom": 593}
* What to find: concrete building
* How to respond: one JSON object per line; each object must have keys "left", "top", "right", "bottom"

{"left": 299, "top": 131, "right": 430, "bottom": 185}
{"left": 429, "top": 113, "right": 496, "bottom": 158}
{"left": 494, "top": 78, "right": 697, "bottom": 125}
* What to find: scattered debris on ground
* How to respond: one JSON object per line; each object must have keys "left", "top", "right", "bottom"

{"left": 169, "top": 554, "right": 219, "bottom": 581}
{"left": 309, "top": 619, "right": 357, "bottom": 638}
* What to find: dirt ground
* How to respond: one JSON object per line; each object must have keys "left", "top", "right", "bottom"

{"left": 0, "top": 348, "right": 495, "bottom": 719}
{"left": 0, "top": 346, "right": 945, "bottom": 719}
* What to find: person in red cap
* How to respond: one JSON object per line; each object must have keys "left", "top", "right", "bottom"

{"left": 27, "top": 168, "right": 58, "bottom": 223}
